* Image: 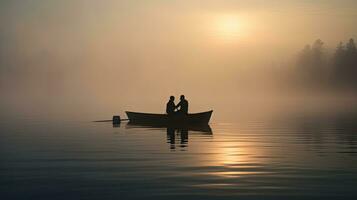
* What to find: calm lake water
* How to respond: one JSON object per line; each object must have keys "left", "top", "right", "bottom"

{"left": 1, "top": 110, "right": 357, "bottom": 200}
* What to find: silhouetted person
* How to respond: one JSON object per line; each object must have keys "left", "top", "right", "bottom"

{"left": 176, "top": 95, "right": 188, "bottom": 114}
{"left": 166, "top": 96, "right": 176, "bottom": 115}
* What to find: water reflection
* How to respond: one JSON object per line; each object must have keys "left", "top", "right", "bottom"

{"left": 2, "top": 110, "right": 357, "bottom": 199}
{"left": 166, "top": 127, "right": 188, "bottom": 150}
{"left": 288, "top": 111, "right": 357, "bottom": 154}
{"left": 126, "top": 122, "right": 212, "bottom": 150}
{"left": 112, "top": 123, "right": 121, "bottom": 128}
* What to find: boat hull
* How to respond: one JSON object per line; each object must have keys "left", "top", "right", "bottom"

{"left": 126, "top": 110, "right": 213, "bottom": 125}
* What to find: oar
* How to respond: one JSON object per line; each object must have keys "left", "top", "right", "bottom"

{"left": 93, "top": 115, "right": 129, "bottom": 124}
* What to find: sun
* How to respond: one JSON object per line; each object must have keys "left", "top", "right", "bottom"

{"left": 213, "top": 14, "right": 247, "bottom": 42}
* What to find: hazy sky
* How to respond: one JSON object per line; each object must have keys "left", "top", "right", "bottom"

{"left": 1, "top": 1, "right": 356, "bottom": 73}
{"left": 1, "top": 0, "right": 357, "bottom": 117}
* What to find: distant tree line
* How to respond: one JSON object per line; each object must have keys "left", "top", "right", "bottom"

{"left": 295, "top": 38, "right": 357, "bottom": 89}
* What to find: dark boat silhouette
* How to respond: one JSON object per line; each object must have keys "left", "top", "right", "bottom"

{"left": 125, "top": 110, "right": 213, "bottom": 125}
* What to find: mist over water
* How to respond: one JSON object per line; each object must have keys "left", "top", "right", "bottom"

{"left": 1, "top": 2, "right": 357, "bottom": 199}
{"left": 1, "top": 1, "right": 357, "bottom": 121}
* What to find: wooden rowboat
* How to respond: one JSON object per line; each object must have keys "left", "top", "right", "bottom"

{"left": 125, "top": 110, "right": 213, "bottom": 125}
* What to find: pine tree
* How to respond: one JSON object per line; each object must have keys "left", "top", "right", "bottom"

{"left": 345, "top": 38, "right": 357, "bottom": 87}
{"left": 332, "top": 38, "right": 357, "bottom": 88}
{"left": 333, "top": 42, "right": 346, "bottom": 84}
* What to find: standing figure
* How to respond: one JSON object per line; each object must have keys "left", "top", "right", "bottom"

{"left": 176, "top": 95, "right": 189, "bottom": 114}
{"left": 166, "top": 96, "right": 176, "bottom": 115}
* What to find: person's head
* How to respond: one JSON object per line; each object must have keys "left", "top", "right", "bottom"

{"left": 170, "top": 96, "right": 175, "bottom": 101}
{"left": 180, "top": 95, "right": 185, "bottom": 100}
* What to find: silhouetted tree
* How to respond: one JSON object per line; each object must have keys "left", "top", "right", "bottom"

{"left": 332, "top": 38, "right": 357, "bottom": 88}
{"left": 334, "top": 42, "right": 345, "bottom": 62}
{"left": 333, "top": 42, "right": 346, "bottom": 84}
{"left": 346, "top": 38, "right": 357, "bottom": 53}
{"left": 294, "top": 38, "right": 357, "bottom": 90}
{"left": 297, "top": 45, "right": 312, "bottom": 70}
{"left": 311, "top": 39, "right": 325, "bottom": 70}
{"left": 296, "top": 39, "right": 327, "bottom": 86}
{"left": 345, "top": 39, "right": 357, "bottom": 86}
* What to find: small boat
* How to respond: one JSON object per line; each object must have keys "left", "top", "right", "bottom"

{"left": 126, "top": 110, "right": 213, "bottom": 125}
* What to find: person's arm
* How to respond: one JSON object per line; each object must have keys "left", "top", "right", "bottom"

{"left": 175, "top": 101, "right": 181, "bottom": 109}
